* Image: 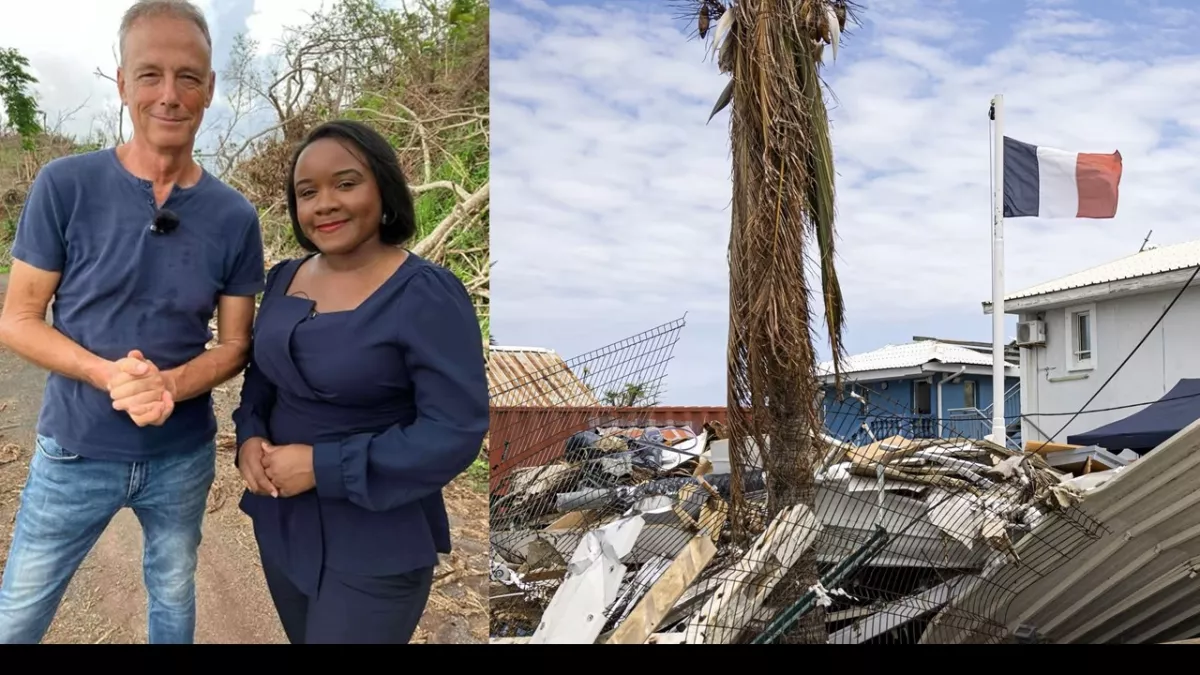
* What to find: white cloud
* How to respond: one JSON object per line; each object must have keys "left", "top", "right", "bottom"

{"left": 491, "top": 2, "right": 741, "bottom": 404}
{"left": 243, "top": 0, "right": 331, "bottom": 55}
{"left": 492, "top": 0, "right": 1200, "bottom": 404}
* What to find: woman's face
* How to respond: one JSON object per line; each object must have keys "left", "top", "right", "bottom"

{"left": 292, "top": 137, "right": 384, "bottom": 255}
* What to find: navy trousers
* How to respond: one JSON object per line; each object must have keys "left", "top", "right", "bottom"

{"left": 261, "top": 556, "right": 434, "bottom": 644}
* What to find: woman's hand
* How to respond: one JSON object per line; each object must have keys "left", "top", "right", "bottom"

{"left": 237, "top": 437, "right": 277, "bottom": 497}
{"left": 261, "top": 442, "right": 317, "bottom": 497}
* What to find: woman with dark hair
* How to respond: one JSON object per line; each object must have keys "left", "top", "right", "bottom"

{"left": 231, "top": 119, "right": 488, "bottom": 644}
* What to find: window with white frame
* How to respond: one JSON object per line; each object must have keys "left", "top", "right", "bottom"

{"left": 1065, "top": 304, "right": 1096, "bottom": 370}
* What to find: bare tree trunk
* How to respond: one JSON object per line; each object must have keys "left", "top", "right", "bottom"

{"left": 766, "top": 383, "right": 825, "bottom": 644}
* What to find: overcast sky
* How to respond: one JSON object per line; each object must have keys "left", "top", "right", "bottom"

{"left": 491, "top": 0, "right": 1200, "bottom": 405}
{"left": 0, "top": 0, "right": 343, "bottom": 153}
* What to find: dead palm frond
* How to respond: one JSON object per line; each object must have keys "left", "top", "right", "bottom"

{"left": 686, "top": 0, "right": 859, "bottom": 391}
{"left": 673, "top": 0, "right": 862, "bottom": 644}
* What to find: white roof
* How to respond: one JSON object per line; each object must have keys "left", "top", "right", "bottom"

{"left": 817, "top": 340, "right": 1013, "bottom": 377}
{"left": 1004, "top": 238, "right": 1200, "bottom": 302}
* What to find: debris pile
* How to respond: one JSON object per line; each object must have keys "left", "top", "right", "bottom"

{"left": 921, "top": 418, "right": 1200, "bottom": 644}
{"left": 489, "top": 424, "right": 1096, "bottom": 644}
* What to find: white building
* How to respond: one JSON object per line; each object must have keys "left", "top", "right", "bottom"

{"left": 982, "top": 239, "right": 1200, "bottom": 446}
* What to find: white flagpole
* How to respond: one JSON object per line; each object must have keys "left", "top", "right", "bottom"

{"left": 989, "top": 94, "right": 1007, "bottom": 445}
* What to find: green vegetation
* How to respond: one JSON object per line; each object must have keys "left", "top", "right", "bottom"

{"left": 600, "top": 381, "right": 662, "bottom": 407}
{"left": 0, "top": 48, "right": 41, "bottom": 151}
{"left": 465, "top": 455, "right": 489, "bottom": 492}
{"left": 0, "top": 132, "right": 80, "bottom": 271}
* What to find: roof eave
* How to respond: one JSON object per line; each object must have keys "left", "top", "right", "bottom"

{"left": 982, "top": 268, "right": 1197, "bottom": 316}
{"left": 817, "top": 362, "right": 1017, "bottom": 384}
{"left": 923, "top": 362, "right": 1019, "bottom": 377}
{"left": 817, "top": 366, "right": 926, "bottom": 383}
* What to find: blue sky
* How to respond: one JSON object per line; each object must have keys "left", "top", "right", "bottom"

{"left": 491, "top": 0, "right": 1200, "bottom": 405}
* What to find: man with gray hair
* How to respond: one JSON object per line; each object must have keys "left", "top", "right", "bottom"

{"left": 0, "top": 0, "right": 263, "bottom": 643}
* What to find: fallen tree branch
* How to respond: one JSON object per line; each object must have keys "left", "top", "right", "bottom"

{"left": 412, "top": 181, "right": 489, "bottom": 258}
{"left": 410, "top": 179, "right": 471, "bottom": 201}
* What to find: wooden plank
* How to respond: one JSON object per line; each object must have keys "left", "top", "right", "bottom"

{"left": 672, "top": 484, "right": 702, "bottom": 529}
{"left": 545, "top": 509, "right": 601, "bottom": 531}
{"left": 520, "top": 568, "right": 567, "bottom": 583}
{"left": 605, "top": 535, "right": 719, "bottom": 644}
{"left": 684, "top": 503, "right": 822, "bottom": 644}
{"left": 1025, "top": 440, "right": 1081, "bottom": 455}
{"left": 1048, "top": 457, "right": 1118, "bottom": 474}
{"left": 697, "top": 498, "right": 727, "bottom": 545}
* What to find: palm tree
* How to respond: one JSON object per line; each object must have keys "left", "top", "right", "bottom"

{"left": 677, "top": 0, "right": 859, "bottom": 643}
{"left": 601, "top": 381, "right": 662, "bottom": 407}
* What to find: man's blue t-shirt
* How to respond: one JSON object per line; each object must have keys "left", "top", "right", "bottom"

{"left": 10, "top": 148, "right": 265, "bottom": 462}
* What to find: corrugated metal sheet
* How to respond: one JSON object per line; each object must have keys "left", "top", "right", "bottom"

{"left": 489, "top": 405, "right": 728, "bottom": 492}
{"left": 925, "top": 420, "right": 1200, "bottom": 644}
{"left": 488, "top": 345, "right": 599, "bottom": 407}
{"left": 1004, "top": 238, "right": 1200, "bottom": 302}
{"left": 817, "top": 340, "right": 1013, "bottom": 376}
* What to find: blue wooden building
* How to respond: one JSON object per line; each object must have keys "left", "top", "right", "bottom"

{"left": 818, "top": 337, "right": 1021, "bottom": 445}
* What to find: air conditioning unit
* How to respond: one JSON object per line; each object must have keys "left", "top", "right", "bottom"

{"left": 1016, "top": 319, "right": 1046, "bottom": 347}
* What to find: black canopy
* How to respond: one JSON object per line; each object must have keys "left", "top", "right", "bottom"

{"left": 1066, "top": 378, "right": 1200, "bottom": 453}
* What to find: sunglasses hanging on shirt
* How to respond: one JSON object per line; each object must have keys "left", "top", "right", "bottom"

{"left": 150, "top": 208, "right": 180, "bottom": 235}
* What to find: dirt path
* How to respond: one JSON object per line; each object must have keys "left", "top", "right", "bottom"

{"left": 0, "top": 274, "right": 488, "bottom": 643}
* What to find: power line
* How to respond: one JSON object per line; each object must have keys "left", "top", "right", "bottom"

{"left": 1021, "top": 389, "right": 1200, "bottom": 417}
{"left": 1028, "top": 263, "right": 1200, "bottom": 453}
{"left": 832, "top": 384, "right": 1200, "bottom": 420}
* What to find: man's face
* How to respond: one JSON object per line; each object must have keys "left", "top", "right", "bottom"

{"left": 116, "top": 15, "right": 214, "bottom": 151}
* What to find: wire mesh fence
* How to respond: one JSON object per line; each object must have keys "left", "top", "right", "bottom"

{"left": 488, "top": 317, "right": 686, "bottom": 496}
{"left": 489, "top": 358, "right": 1107, "bottom": 644}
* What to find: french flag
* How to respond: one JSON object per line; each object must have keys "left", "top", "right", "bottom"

{"left": 1002, "top": 137, "right": 1123, "bottom": 219}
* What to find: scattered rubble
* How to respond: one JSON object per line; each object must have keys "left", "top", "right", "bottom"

{"left": 923, "top": 418, "right": 1200, "bottom": 644}
{"left": 489, "top": 422, "right": 1100, "bottom": 644}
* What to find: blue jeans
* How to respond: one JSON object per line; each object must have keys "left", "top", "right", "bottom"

{"left": 0, "top": 434, "right": 215, "bottom": 644}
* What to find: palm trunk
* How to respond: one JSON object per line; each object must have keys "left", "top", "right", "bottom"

{"left": 700, "top": 0, "right": 856, "bottom": 645}
{"left": 764, "top": 377, "right": 826, "bottom": 643}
